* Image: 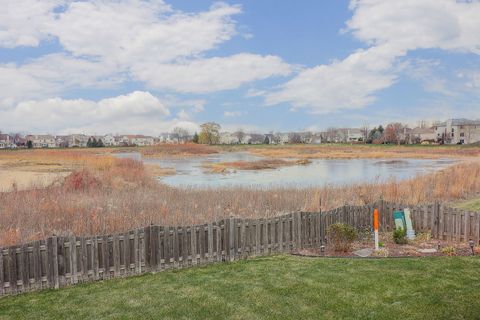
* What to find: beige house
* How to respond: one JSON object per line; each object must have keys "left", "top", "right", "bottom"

{"left": 435, "top": 119, "right": 480, "bottom": 144}
{"left": 25, "top": 135, "right": 56, "bottom": 148}
{"left": 410, "top": 127, "right": 436, "bottom": 144}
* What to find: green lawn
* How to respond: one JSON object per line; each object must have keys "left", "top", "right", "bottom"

{"left": 453, "top": 197, "right": 480, "bottom": 211}
{"left": 1, "top": 255, "right": 480, "bottom": 320}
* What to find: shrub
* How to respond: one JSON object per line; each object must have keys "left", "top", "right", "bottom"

{"left": 393, "top": 228, "right": 407, "bottom": 244}
{"left": 441, "top": 246, "right": 456, "bottom": 256}
{"left": 327, "top": 223, "right": 357, "bottom": 252}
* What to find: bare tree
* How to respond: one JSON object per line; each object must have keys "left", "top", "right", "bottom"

{"left": 233, "top": 129, "right": 245, "bottom": 144}
{"left": 360, "top": 123, "right": 369, "bottom": 143}
{"left": 173, "top": 127, "right": 189, "bottom": 143}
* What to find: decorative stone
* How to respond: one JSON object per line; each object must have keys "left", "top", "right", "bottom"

{"left": 353, "top": 248, "right": 373, "bottom": 257}
{"left": 417, "top": 248, "right": 437, "bottom": 254}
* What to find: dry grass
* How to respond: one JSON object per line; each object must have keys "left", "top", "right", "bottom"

{"left": 204, "top": 159, "right": 311, "bottom": 173}
{"left": 231, "top": 144, "right": 480, "bottom": 160}
{"left": 1, "top": 151, "right": 480, "bottom": 246}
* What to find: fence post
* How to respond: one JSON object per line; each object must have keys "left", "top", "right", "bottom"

{"left": 293, "top": 211, "right": 302, "bottom": 250}
{"left": 228, "top": 218, "right": 235, "bottom": 261}
{"left": 47, "top": 236, "right": 59, "bottom": 289}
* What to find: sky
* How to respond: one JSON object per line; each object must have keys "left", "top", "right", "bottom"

{"left": 0, "top": 0, "right": 480, "bottom": 135}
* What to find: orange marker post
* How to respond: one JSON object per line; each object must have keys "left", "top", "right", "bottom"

{"left": 374, "top": 208, "right": 379, "bottom": 250}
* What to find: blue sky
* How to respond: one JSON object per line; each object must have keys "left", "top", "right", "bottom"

{"left": 0, "top": 0, "right": 479, "bottom": 135}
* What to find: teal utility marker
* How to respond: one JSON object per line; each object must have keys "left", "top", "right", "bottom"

{"left": 393, "top": 211, "right": 406, "bottom": 230}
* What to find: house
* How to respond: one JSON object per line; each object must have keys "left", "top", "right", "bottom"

{"left": 0, "top": 134, "right": 15, "bottom": 149}
{"left": 55, "top": 135, "right": 69, "bottom": 148}
{"left": 102, "top": 134, "right": 117, "bottom": 147}
{"left": 410, "top": 127, "right": 436, "bottom": 144}
{"left": 124, "top": 135, "right": 155, "bottom": 146}
{"left": 159, "top": 133, "right": 175, "bottom": 144}
{"left": 67, "top": 134, "right": 89, "bottom": 148}
{"left": 25, "top": 135, "right": 56, "bottom": 148}
{"left": 435, "top": 119, "right": 480, "bottom": 144}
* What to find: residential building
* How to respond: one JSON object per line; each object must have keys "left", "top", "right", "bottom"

{"left": 410, "top": 127, "right": 436, "bottom": 144}
{"left": 435, "top": 119, "right": 480, "bottom": 144}
{"left": 0, "top": 134, "right": 14, "bottom": 148}
{"left": 25, "top": 135, "right": 56, "bottom": 148}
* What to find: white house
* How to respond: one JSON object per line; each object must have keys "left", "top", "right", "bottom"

{"left": 0, "top": 134, "right": 15, "bottom": 148}
{"left": 25, "top": 135, "right": 56, "bottom": 148}
{"left": 102, "top": 134, "right": 117, "bottom": 146}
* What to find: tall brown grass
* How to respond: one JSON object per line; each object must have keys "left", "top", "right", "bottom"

{"left": 1, "top": 156, "right": 480, "bottom": 247}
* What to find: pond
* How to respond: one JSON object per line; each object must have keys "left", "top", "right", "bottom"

{"left": 116, "top": 152, "right": 456, "bottom": 188}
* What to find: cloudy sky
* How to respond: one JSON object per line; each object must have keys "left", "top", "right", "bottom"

{"left": 1, "top": 0, "right": 480, "bottom": 135}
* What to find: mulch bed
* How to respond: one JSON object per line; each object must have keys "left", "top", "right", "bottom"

{"left": 293, "top": 232, "right": 478, "bottom": 258}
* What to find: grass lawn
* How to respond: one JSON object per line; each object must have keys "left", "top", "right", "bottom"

{"left": 1, "top": 255, "right": 480, "bottom": 320}
{"left": 453, "top": 197, "right": 480, "bottom": 211}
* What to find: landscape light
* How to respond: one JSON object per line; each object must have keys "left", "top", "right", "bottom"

{"left": 320, "top": 245, "right": 325, "bottom": 254}
{"left": 469, "top": 239, "right": 475, "bottom": 256}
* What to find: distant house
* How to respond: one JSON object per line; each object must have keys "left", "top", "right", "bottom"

{"left": 0, "top": 134, "right": 14, "bottom": 149}
{"left": 410, "top": 127, "right": 436, "bottom": 144}
{"left": 158, "top": 133, "right": 175, "bottom": 144}
{"left": 124, "top": 135, "right": 155, "bottom": 146}
{"left": 67, "top": 134, "right": 89, "bottom": 148}
{"left": 55, "top": 135, "right": 69, "bottom": 148}
{"left": 102, "top": 134, "right": 117, "bottom": 147}
{"left": 25, "top": 135, "right": 56, "bottom": 148}
{"left": 435, "top": 119, "right": 480, "bottom": 144}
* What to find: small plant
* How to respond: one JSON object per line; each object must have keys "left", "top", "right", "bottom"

{"left": 378, "top": 241, "right": 385, "bottom": 248}
{"left": 374, "top": 248, "right": 389, "bottom": 257}
{"left": 393, "top": 228, "right": 407, "bottom": 244}
{"left": 327, "top": 223, "right": 357, "bottom": 252}
{"left": 441, "top": 246, "right": 456, "bottom": 256}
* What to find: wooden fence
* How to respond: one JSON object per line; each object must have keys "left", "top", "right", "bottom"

{"left": 1, "top": 202, "right": 479, "bottom": 297}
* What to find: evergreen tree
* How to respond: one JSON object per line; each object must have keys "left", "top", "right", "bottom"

{"left": 27, "top": 140, "right": 33, "bottom": 149}
{"left": 192, "top": 132, "right": 199, "bottom": 143}
{"left": 87, "top": 137, "right": 92, "bottom": 148}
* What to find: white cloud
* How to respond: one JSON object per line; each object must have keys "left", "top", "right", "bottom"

{"left": 49, "top": 1, "right": 240, "bottom": 65}
{"left": 347, "top": 0, "right": 480, "bottom": 54}
{"left": 0, "top": 91, "right": 172, "bottom": 135}
{"left": 0, "top": 0, "right": 62, "bottom": 48}
{"left": 224, "top": 111, "right": 243, "bottom": 118}
{"left": 0, "top": 54, "right": 123, "bottom": 105}
{"left": 266, "top": 0, "right": 480, "bottom": 114}
{"left": 133, "top": 54, "right": 292, "bottom": 93}
{"left": 265, "top": 46, "right": 397, "bottom": 113}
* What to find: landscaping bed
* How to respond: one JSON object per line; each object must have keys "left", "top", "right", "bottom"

{"left": 296, "top": 230, "right": 479, "bottom": 258}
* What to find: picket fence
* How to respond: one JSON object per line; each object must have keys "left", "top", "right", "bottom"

{"left": 1, "top": 201, "right": 479, "bottom": 296}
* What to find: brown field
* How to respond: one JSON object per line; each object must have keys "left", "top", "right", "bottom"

{"left": 225, "top": 144, "right": 480, "bottom": 160}
{"left": 1, "top": 144, "right": 480, "bottom": 246}
{"left": 204, "top": 158, "right": 311, "bottom": 173}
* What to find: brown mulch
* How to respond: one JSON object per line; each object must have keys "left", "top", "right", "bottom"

{"left": 294, "top": 232, "right": 477, "bottom": 258}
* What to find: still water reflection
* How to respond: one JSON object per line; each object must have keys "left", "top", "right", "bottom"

{"left": 116, "top": 152, "right": 455, "bottom": 188}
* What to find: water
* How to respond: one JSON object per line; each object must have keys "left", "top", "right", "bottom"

{"left": 116, "top": 152, "right": 455, "bottom": 188}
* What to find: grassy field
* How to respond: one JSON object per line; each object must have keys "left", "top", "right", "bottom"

{"left": 454, "top": 197, "right": 480, "bottom": 211}
{"left": 0, "top": 255, "right": 479, "bottom": 319}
